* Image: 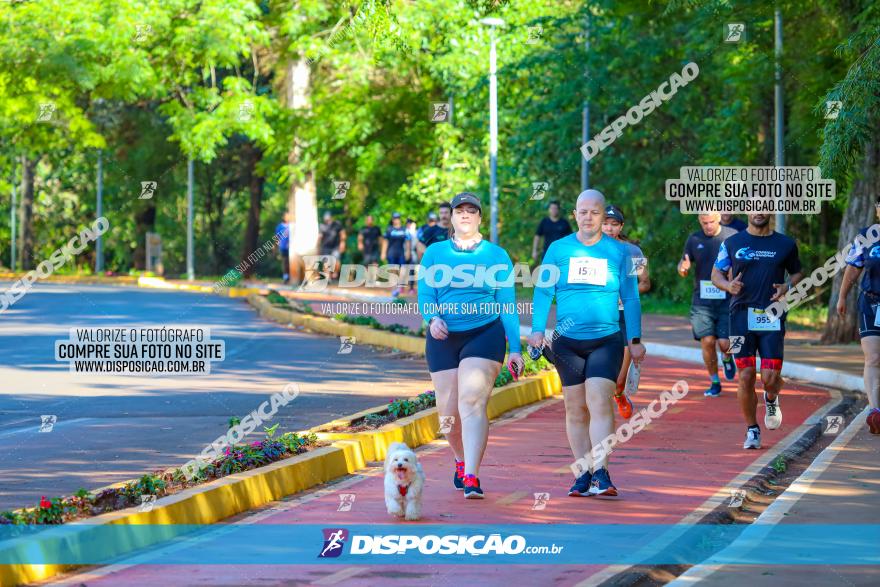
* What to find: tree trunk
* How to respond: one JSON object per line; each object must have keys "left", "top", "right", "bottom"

{"left": 17, "top": 155, "right": 36, "bottom": 270}
{"left": 822, "top": 139, "right": 880, "bottom": 344}
{"left": 133, "top": 206, "right": 156, "bottom": 271}
{"left": 285, "top": 57, "right": 318, "bottom": 283}
{"left": 240, "top": 144, "right": 264, "bottom": 278}
{"left": 203, "top": 163, "right": 223, "bottom": 275}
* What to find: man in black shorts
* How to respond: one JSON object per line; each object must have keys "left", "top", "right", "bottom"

{"left": 679, "top": 212, "right": 738, "bottom": 397}
{"left": 712, "top": 213, "right": 803, "bottom": 450}
{"left": 357, "top": 215, "right": 381, "bottom": 266}
{"left": 532, "top": 200, "right": 573, "bottom": 261}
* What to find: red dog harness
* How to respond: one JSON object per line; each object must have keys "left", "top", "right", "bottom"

{"left": 398, "top": 484, "right": 408, "bottom": 497}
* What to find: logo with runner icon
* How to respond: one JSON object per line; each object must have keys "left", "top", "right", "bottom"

{"left": 728, "top": 336, "right": 745, "bottom": 354}
{"left": 319, "top": 528, "right": 349, "bottom": 558}
{"left": 823, "top": 415, "right": 843, "bottom": 435}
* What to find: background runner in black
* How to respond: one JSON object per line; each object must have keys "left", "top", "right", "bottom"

{"left": 357, "top": 215, "right": 381, "bottom": 265}
{"left": 418, "top": 202, "right": 453, "bottom": 256}
{"left": 533, "top": 200, "right": 573, "bottom": 260}
{"left": 678, "top": 212, "right": 738, "bottom": 395}
{"left": 318, "top": 211, "right": 346, "bottom": 279}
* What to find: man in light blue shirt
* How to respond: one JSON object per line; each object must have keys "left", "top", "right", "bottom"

{"left": 529, "top": 189, "right": 645, "bottom": 497}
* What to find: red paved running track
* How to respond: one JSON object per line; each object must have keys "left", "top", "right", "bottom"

{"left": 55, "top": 357, "right": 831, "bottom": 587}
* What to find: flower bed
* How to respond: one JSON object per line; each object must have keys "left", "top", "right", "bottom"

{"left": 0, "top": 426, "right": 319, "bottom": 526}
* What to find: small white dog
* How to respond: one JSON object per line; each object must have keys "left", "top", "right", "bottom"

{"left": 383, "top": 442, "right": 425, "bottom": 521}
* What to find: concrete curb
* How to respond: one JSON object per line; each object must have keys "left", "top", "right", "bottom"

{"left": 645, "top": 341, "right": 863, "bottom": 392}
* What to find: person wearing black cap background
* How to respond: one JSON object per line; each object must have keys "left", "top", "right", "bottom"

{"left": 533, "top": 200, "right": 573, "bottom": 261}
{"left": 418, "top": 191, "right": 524, "bottom": 499}
{"left": 418, "top": 202, "right": 453, "bottom": 257}
{"left": 601, "top": 204, "right": 651, "bottom": 416}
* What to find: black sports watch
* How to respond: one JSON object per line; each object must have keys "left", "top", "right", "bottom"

{"left": 630, "top": 337, "right": 641, "bottom": 345}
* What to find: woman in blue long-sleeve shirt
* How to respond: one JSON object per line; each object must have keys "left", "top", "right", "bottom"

{"left": 418, "top": 192, "right": 524, "bottom": 499}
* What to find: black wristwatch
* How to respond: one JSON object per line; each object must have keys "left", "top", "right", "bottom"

{"left": 630, "top": 337, "right": 641, "bottom": 345}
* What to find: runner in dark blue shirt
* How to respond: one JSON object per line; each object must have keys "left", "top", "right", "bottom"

{"left": 274, "top": 212, "right": 291, "bottom": 283}
{"left": 678, "top": 213, "right": 738, "bottom": 396}
{"left": 712, "top": 213, "right": 803, "bottom": 450}
{"left": 838, "top": 206, "right": 880, "bottom": 435}
{"left": 382, "top": 212, "right": 410, "bottom": 297}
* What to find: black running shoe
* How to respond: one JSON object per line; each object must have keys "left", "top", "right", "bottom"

{"left": 463, "top": 474, "right": 484, "bottom": 499}
{"left": 589, "top": 467, "right": 618, "bottom": 496}
{"left": 453, "top": 460, "right": 464, "bottom": 490}
{"left": 568, "top": 471, "right": 592, "bottom": 496}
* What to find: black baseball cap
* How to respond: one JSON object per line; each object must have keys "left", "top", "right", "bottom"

{"left": 605, "top": 205, "right": 625, "bottom": 223}
{"left": 451, "top": 192, "right": 482, "bottom": 213}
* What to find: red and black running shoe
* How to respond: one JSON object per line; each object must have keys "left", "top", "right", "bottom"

{"left": 453, "top": 460, "right": 465, "bottom": 490}
{"left": 463, "top": 474, "right": 484, "bottom": 499}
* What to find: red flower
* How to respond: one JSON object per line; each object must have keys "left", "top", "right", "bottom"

{"left": 40, "top": 496, "right": 52, "bottom": 509}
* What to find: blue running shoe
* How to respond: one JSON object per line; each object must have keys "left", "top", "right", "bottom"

{"left": 704, "top": 381, "right": 722, "bottom": 397}
{"left": 589, "top": 467, "right": 618, "bottom": 496}
{"left": 722, "top": 357, "right": 737, "bottom": 381}
{"left": 568, "top": 471, "right": 592, "bottom": 497}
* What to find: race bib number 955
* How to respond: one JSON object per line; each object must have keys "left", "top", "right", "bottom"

{"left": 568, "top": 257, "right": 608, "bottom": 286}
{"left": 747, "top": 307, "right": 780, "bottom": 331}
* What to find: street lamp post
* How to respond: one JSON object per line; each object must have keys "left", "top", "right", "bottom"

{"left": 481, "top": 17, "right": 505, "bottom": 244}
{"left": 774, "top": 8, "right": 785, "bottom": 234}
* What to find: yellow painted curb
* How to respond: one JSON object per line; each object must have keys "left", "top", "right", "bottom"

{"left": 0, "top": 444, "right": 360, "bottom": 586}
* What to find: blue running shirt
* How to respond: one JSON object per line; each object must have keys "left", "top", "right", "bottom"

{"left": 418, "top": 240, "right": 522, "bottom": 353}
{"left": 532, "top": 233, "right": 641, "bottom": 341}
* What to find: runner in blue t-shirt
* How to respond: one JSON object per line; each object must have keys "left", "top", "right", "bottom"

{"left": 530, "top": 189, "right": 644, "bottom": 498}
{"left": 711, "top": 213, "right": 803, "bottom": 450}
{"left": 678, "top": 212, "right": 739, "bottom": 396}
{"left": 418, "top": 192, "right": 524, "bottom": 499}
{"left": 274, "top": 212, "right": 291, "bottom": 284}
{"left": 837, "top": 204, "right": 880, "bottom": 435}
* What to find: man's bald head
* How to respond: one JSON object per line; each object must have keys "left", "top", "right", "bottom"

{"left": 573, "top": 189, "right": 607, "bottom": 238}
{"left": 576, "top": 189, "right": 606, "bottom": 210}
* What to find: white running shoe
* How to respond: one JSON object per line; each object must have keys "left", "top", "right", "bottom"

{"left": 624, "top": 362, "right": 641, "bottom": 396}
{"left": 743, "top": 427, "right": 761, "bottom": 450}
{"left": 764, "top": 392, "right": 782, "bottom": 430}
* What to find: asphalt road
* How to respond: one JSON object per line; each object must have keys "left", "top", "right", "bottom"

{"left": 0, "top": 282, "right": 430, "bottom": 511}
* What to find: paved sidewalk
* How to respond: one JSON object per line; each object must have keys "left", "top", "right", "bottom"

{"left": 672, "top": 408, "right": 880, "bottom": 587}
{"left": 52, "top": 356, "right": 833, "bottom": 586}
